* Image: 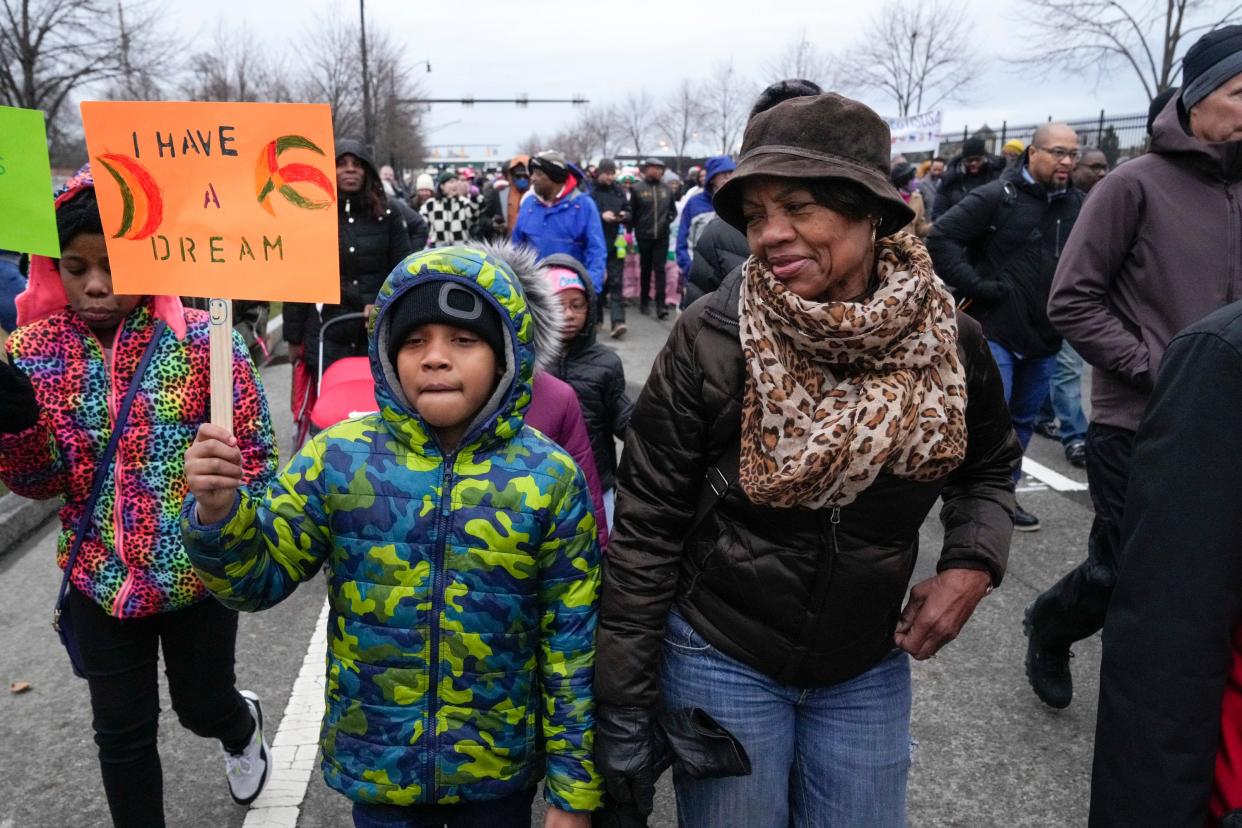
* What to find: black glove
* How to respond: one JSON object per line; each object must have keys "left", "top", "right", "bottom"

{"left": 970, "top": 279, "right": 1009, "bottom": 304}
{"left": 595, "top": 704, "right": 661, "bottom": 818}
{"left": 0, "top": 359, "right": 39, "bottom": 434}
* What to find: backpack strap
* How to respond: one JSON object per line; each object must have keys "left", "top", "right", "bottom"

{"left": 684, "top": 447, "right": 740, "bottom": 542}
{"left": 53, "top": 321, "right": 167, "bottom": 626}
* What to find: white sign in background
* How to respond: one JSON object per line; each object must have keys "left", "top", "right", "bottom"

{"left": 885, "top": 110, "right": 944, "bottom": 154}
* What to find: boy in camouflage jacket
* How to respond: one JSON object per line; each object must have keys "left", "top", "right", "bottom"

{"left": 181, "top": 244, "right": 602, "bottom": 826}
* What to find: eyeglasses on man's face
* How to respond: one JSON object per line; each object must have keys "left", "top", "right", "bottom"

{"left": 1034, "top": 146, "right": 1080, "bottom": 162}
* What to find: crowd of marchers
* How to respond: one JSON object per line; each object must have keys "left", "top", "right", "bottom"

{"left": 4, "top": 23, "right": 1242, "bottom": 828}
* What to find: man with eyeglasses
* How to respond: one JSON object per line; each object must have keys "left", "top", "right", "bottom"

{"left": 927, "top": 122, "right": 1085, "bottom": 533}
{"left": 931, "top": 136, "right": 1005, "bottom": 220}
{"left": 1071, "top": 148, "right": 1110, "bottom": 193}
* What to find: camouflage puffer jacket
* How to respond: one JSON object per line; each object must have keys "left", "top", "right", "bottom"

{"left": 183, "top": 245, "right": 603, "bottom": 812}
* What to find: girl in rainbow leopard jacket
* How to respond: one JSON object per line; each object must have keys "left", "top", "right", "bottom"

{"left": 182, "top": 243, "right": 603, "bottom": 827}
{"left": 0, "top": 168, "right": 278, "bottom": 825}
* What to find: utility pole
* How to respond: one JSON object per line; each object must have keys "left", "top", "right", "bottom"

{"left": 359, "top": 0, "right": 374, "bottom": 151}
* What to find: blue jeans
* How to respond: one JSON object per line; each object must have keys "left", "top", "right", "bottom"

{"left": 1037, "top": 341, "right": 1088, "bottom": 445}
{"left": 603, "top": 487, "right": 616, "bottom": 532}
{"left": 1050, "top": 342, "right": 1087, "bottom": 444}
{"left": 660, "top": 610, "right": 911, "bottom": 828}
{"left": 987, "top": 341, "right": 1057, "bottom": 483}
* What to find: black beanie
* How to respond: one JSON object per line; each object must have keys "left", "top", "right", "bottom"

{"left": 1147, "top": 86, "right": 1180, "bottom": 134}
{"left": 1182, "top": 25, "right": 1242, "bottom": 109}
{"left": 962, "top": 137, "right": 987, "bottom": 158}
{"left": 386, "top": 280, "right": 506, "bottom": 369}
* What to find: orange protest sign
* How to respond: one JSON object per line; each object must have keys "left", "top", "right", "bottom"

{"left": 80, "top": 101, "right": 341, "bottom": 304}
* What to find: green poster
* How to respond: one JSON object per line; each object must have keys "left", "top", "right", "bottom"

{"left": 0, "top": 105, "right": 59, "bottom": 257}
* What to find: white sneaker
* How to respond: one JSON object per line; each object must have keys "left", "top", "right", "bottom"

{"left": 224, "top": 690, "right": 271, "bottom": 805}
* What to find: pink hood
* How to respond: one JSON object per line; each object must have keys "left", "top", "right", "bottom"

{"left": 17, "top": 164, "right": 187, "bottom": 340}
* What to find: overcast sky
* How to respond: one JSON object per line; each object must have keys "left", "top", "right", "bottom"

{"left": 166, "top": 0, "right": 1166, "bottom": 157}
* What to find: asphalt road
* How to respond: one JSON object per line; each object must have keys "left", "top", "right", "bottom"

{"left": 0, "top": 307, "right": 1101, "bottom": 827}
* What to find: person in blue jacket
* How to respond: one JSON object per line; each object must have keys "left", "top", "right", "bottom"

{"left": 513, "top": 151, "right": 606, "bottom": 293}
{"left": 674, "top": 155, "right": 735, "bottom": 276}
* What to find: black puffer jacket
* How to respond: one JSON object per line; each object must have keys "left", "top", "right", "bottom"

{"left": 628, "top": 179, "right": 676, "bottom": 241}
{"left": 542, "top": 253, "right": 634, "bottom": 491}
{"left": 931, "top": 153, "right": 1005, "bottom": 220}
{"left": 596, "top": 268, "right": 1021, "bottom": 707}
{"left": 682, "top": 217, "right": 748, "bottom": 307}
{"left": 927, "top": 161, "right": 1085, "bottom": 359}
{"left": 284, "top": 140, "right": 412, "bottom": 366}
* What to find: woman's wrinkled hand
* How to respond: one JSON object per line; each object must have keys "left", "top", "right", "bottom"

{"left": 894, "top": 569, "right": 993, "bottom": 660}
{"left": 185, "top": 423, "right": 243, "bottom": 525}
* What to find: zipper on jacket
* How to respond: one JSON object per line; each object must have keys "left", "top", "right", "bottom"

{"left": 425, "top": 453, "right": 456, "bottom": 802}
{"left": 1228, "top": 190, "right": 1238, "bottom": 303}
{"left": 98, "top": 326, "right": 134, "bottom": 619}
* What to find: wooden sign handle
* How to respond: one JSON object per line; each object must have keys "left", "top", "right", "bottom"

{"left": 209, "top": 298, "right": 233, "bottom": 433}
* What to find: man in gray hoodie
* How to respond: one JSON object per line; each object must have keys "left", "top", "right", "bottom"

{"left": 1024, "top": 25, "right": 1242, "bottom": 711}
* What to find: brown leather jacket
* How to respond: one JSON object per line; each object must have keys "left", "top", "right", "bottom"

{"left": 596, "top": 269, "right": 1021, "bottom": 707}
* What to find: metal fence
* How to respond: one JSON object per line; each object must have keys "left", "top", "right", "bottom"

{"left": 935, "top": 111, "right": 1151, "bottom": 165}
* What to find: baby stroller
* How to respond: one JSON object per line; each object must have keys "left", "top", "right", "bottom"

{"left": 292, "top": 312, "right": 379, "bottom": 449}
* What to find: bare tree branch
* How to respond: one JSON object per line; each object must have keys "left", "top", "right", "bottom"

{"left": 762, "top": 28, "right": 839, "bottom": 87}
{"left": 1012, "top": 0, "right": 1240, "bottom": 99}
{"left": 701, "top": 60, "right": 752, "bottom": 154}
{"left": 655, "top": 79, "right": 708, "bottom": 174}
{"left": 618, "top": 91, "right": 653, "bottom": 156}
{"left": 838, "top": 1, "right": 980, "bottom": 117}
{"left": 296, "top": 8, "right": 427, "bottom": 176}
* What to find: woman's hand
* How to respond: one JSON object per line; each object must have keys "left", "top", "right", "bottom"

{"left": 544, "top": 807, "right": 591, "bottom": 828}
{"left": 894, "top": 569, "right": 993, "bottom": 660}
{"left": 185, "top": 423, "right": 243, "bottom": 525}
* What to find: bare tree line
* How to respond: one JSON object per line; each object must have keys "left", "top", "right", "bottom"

{"left": 1, "top": 0, "right": 427, "bottom": 174}
{"left": 6, "top": 0, "right": 1239, "bottom": 175}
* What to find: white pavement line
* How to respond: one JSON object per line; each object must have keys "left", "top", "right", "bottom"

{"left": 244, "top": 597, "right": 330, "bottom": 828}
{"left": 1021, "top": 457, "right": 1088, "bottom": 492}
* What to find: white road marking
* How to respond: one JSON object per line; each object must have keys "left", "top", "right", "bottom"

{"left": 244, "top": 597, "right": 329, "bottom": 828}
{"left": 1021, "top": 457, "right": 1088, "bottom": 492}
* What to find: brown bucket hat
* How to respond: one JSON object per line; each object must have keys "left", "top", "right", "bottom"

{"left": 713, "top": 93, "right": 914, "bottom": 238}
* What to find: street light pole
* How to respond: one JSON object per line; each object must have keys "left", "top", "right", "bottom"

{"left": 359, "top": 0, "right": 374, "bottom": 150}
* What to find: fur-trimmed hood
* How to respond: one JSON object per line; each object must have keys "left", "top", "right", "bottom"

{"left": 476, "top": 240, "right": 563, "bottom": 372}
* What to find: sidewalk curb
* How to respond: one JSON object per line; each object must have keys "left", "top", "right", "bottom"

{"left": 0, "top": 493, "right": 58, "bottom": 561}
{"left": 0, "top": 315, "right": 286, "bottom": 561}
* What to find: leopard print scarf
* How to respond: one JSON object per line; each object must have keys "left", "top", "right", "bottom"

{"left": 737, "top": 231, "right": 968, "bottom": 510}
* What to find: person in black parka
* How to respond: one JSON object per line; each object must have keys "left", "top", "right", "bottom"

{"left": 926, "top": 125, "right": 1085, "bottom": 533}
{"left": 284, "top": 139, "right": 412, "bottom": 372}
{"left": 680, "top": 216, "right": 749, "bottom": 308}
{"left": 541, "top": 253, "right": 633, "bottom": 530}
{"left": 931, "top": 137, "right": 1006, "bottom": 221}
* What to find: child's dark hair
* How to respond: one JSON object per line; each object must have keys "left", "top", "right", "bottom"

{"left": 56, "top": 188, "right": 104, "bottom": 252}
